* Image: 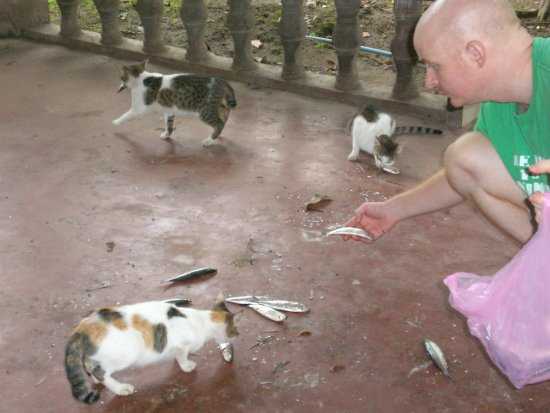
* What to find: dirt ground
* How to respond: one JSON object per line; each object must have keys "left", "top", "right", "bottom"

{"left": 47, "top": 0, "right": 550, "bottom": 84}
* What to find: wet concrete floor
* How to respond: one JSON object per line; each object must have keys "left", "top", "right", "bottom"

{"left": 0, "top": 39, "right": 548, "bottom": 412}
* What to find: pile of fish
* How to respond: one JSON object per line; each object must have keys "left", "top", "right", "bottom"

{"left": 225, "top": 295, "right": 309, "bottom": 322}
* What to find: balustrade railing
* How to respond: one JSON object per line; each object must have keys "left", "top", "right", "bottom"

{"left": 12, "top": 0, "right": 462, "bottom": 125}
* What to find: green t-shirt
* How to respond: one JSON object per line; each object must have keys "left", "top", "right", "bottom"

{"left": 475, "top": 37, "right": 550, "bottom": 196}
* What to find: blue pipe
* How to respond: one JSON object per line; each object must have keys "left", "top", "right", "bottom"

{"left": 305, "top": 35, "right": 393, "bottom": 58}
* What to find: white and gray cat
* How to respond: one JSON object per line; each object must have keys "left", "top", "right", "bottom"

{"left": 65, "top": 295, "right": 238, "bottom": 404}
{"left": 113, "top": 60, "right": 237, "bottom": 146}
{"left": 347, "top": 105, "right": 442, "bottom": 172}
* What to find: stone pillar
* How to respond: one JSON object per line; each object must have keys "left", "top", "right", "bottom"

{"left": 134, "top": 0, "right": 165, "bottom": 53}
{"left": 279, "top": 0, "right": 305, "bottom": 80}
{"left": 227, "top": 0, "right": 257, "bottom": 71}
{"left": 334, "top": 0, "right": 361, "bottom": 91}
{"left": 0, "top": 0, "right": 49, "bottom": 37}
{"left": 56, "top": 0, "right": 81, "bottom": 38}
{"left": 93, "top": 0, "right": 123, "bottom": 45}
{"left": 391, "top": 0, "right": 422, "bottom": 100}
{"left": 180, "top": 0, "right": 209, "bottom": 62}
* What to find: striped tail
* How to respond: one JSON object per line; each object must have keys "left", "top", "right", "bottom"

{"left": 65, "top": 333, "right": 100, "bottom": 404}
{"left": 394, "top": 126, "right": 443, "bottom": 136}
{"left": 223, "top": 80, "right": 237, "bottom": 108}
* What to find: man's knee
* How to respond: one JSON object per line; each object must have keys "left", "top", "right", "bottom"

{"left": 443, "top": 131, "right": 493, "bottom": 193}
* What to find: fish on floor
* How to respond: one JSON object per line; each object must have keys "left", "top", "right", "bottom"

{"left": 113, "top": 60, "right": 237, "bottom": 146}
{"left": 64, "top": 294, "right": 238, "bottom": 404}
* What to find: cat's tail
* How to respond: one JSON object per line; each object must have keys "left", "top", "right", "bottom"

{"left": 65, "top": 333, "right": 100, "bottom": 404}
{"left": 394, "top": 126, "right": 443, "bottom": 136}
{"left": 222, "top": 80, "right": 237, "bottom": 108}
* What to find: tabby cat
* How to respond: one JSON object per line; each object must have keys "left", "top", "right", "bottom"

{"left": 65, "top": 295, "right": 238, "bottom": 404}
{"left": 113, "top": 60, "right": 237, "bottom": 146}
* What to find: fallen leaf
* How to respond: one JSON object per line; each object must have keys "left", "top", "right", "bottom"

{"left": 106, "top": 241, "right": 116, "bottom": 252}
{"left": 305, "top": 193, "right": 332, "bottom": 211}
{"left": 330, "top": 365, "right": 346, "bottom": 373}
{"left": 251, "top": 39, "right": 263, "bottom": 49}
{"left": 362, "top": 31, "right": 370, "bottom": 38}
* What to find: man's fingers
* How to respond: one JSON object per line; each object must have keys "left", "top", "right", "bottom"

{"left": 529, "top": 191, "right": 544, "bottom": 206}
{"left": 529, "top": 159, "right": 550, "bottom": 174}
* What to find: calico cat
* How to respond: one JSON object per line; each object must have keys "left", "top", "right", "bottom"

{"left": 347, "top": 105, "right": 442, "bottom": 169}
{"left": 113, "top": 60, "right": 237, "bottom": 146}
{"left": 64, "top": 295, "right": 238, "bottom": 404}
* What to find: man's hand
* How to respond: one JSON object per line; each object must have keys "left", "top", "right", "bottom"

{"left": 342, "top": 201, "right": 398, "bottom": 242}
{"left": 528, "top": 160, "right": 550, "bottom": 224}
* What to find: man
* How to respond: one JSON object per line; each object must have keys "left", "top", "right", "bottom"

{"left": 345, "top": 0, "right": 550, "bottom": 244}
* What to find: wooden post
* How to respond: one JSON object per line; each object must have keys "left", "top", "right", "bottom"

{"left": 180, "top": 0, "right": 209, "bottom": 62}
{"left": 280, "top": 0, "right": 305, "bottom": 80}
{"left": 92, "top": 0, "right": 123, "bottom": 45}
{"left": 227, "top": 0, "right": 257, "bottom": 71}
{"left": 391, "top": 0, "right": 422, "bottom": 100}
{"left": 56, "top": 0, "right": 81, "bottom": 38}
{"left": 134, "top": 0, "right": 165, "bottom": 54}
{"left": 334, "top": 0, "right": 361, "bottom": 91}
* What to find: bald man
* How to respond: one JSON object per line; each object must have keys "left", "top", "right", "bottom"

{"left": 345, "top": 0, "right": 550, "bottom": 245}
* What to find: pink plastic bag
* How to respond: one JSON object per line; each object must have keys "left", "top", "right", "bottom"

{"left": 444, "top": 192, "right": 550, "bottom": 389}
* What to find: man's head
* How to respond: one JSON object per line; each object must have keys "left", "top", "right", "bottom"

{"left": 413, "top": 0, "right": 523, "bottom": 107}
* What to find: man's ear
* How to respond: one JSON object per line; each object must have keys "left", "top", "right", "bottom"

{"left": 465, "top": 40, "right": 486, "bottom": 68}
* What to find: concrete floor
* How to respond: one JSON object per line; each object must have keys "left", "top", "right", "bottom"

{"left": 1, "top": 39, "right": 548, "bottom": 413}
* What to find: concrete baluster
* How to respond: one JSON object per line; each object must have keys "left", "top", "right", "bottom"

{"left": 93, "top": 0, "right": 123, "bottom": 45}
{"left": 391, "top": 0, "right": 421, "bottom": 100}
{"left": 56, "top": 0, "right": 81, "bottom": 37}
{"left": 334, "top": 0, "right": 361, "bottom": 91}
{"left": 279, "top": 0, "right": 305, "bottom": 80}
{"left": 180, "top": 0, "right": 209, "bottom": 62}
{"left": 134, "top": 0, "right": 165, "bottom": 53}
{"left": 227, "top": 0, "right": 257, "bottom": 71}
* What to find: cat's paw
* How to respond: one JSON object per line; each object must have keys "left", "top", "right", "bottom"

{"left": 114, "top": 383, "right": 135, "bottom": 396}
{"left": 347, "top": 153, "right": 359, "bottom": 161}
{"left": 180, "top": 360, "right": 197, "bottom": 373}
{"left": 112, "top": 118, "right": 122, "bottom": 126}
{"left": 202, "top": 137, "right": 216, "bottom": 147}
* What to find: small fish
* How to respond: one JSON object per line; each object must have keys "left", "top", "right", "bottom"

{"left": 257, "top": 299, "right": 309, "bottom": 313}
{"left": 381, "top": 165, "right": 400, "bottom": 175}
{"left": 248, "top": 303, "right": 287, "bottom": 322}
{"left": 163, "top": 267, "right": 217, "bottom": 283}
{"left": 424, "top": 338, "right": 450, "bottom": 378}
{"left": 326, "top": 227, "right": 373, "bottom": 240}
{"left": 219, "top": 342, "right": 234, "bottom": 362}
{"left": 163, "top": 298, "right": 192, "bottom": 307}
{"left": 225, "top": 296, "right": 309, "bottom": 313}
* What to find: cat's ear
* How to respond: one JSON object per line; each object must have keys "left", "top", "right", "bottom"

{"left": 213, "top": 292, "right": 228, "bottom": 312}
